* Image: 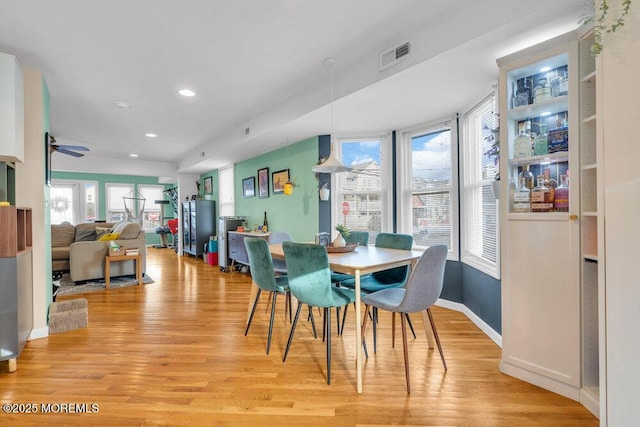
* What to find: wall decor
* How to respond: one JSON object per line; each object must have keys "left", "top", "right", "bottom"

{"left": 257, "top": 167, "right": 269, "bottom": 198}
{"left": 204, "top": 176, "right": 213, "bottom": 195}
{"left": 271, "top": 169, "right": 289, "bottom": 194}
{"left": 242, "top": 177, "right": 256, "bottom": 198}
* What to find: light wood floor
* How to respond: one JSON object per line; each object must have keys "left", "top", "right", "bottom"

{"left": 1, "top": 248, "right": 598, "bottom": 426}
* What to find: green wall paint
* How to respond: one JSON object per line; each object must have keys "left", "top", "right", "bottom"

{"left": 233, "top": 137, "right": 319, "bottom": 241}
{"left": 199, "top": 170, "right": 218, "bottom": 202}
{"left": 50, "top": 171, "right": 174, "bottom": 245}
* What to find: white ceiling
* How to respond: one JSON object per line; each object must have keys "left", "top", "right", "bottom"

{"left": 0, "top": 0, "right": 588, "bottom": 177}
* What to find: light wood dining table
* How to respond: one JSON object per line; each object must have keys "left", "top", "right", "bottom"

{"left": 259, "top": 242, "right": 424, "bottom": 393}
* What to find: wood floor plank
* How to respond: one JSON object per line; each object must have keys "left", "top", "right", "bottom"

{"left": 0, "top": 248, "right": 598, "bottom": 426}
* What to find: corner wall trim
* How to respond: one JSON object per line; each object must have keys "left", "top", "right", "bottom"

{"left": 435, "top": 298, "right": 502, "bottom": 347}
{"left": 28, "top": 327, "right": 49, "bottom": 340}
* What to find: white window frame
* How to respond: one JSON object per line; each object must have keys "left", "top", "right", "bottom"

{"left": 461, "top": 93, "right": 500, "bottom": 278}
{"left": 218, "top": 164, "right": 235, "bottom": 217}
{"left": 106, "top": 183, "right": 134, "bottom": 223}
{"left": 397, "top": 118, "right": 459, "bottom": 260}
{"left": 138, "top": 184, "right": 166, "bottom": 232}
{"left": 331, "top": 135, "right": 393, "bottom": 238}
{"left": 50, "top": 178, "right": 99, "bottom": 225}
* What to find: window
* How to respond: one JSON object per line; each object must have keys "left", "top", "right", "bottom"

{"left": 461, "top": 94, "right": 499, "bottom": 277}
{"left": 50, "top": 179, "right": 98, "bottom": 224}
{"left": 332, "top": 136, "right": 391, "bottom": 242}
{"left": 398, "top": 120, "right": 458, "bottom": 259}
{"left": 218, "top": 165, "right": 235, "bottom": 217}
{"left": 106, "top": 183, "right": 134, "bottom": 223}
{"left": 139, "top": 184, "right": 165, "bottom": 231}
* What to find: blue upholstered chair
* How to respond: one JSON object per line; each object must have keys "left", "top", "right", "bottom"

{"left": 268, "top": 231, "right": 294, "bottom": 275}
{"left": 338, "top": 233, "right": 416, "bottom": 350}
{"left": 361, "top": 245, "right": 448, "bottom": 393}
{"left": 282, "top": 241, "right": 356, "bottom": 385}
{"left": 244, "top": 237, "right": 290, "bottom": 355}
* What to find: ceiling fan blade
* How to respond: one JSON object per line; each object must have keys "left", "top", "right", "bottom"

{"left": 56, "top": 147, "right": 85, "bottom": 157}
{"left": 56, "top": 144, "right": 89, "bottom": 151}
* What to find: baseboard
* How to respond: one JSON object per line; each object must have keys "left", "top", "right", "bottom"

{"left": 500, "top": 360, "right": 581, "bottom": 401}
{"left": 28, "top": 326, "right": 49, "bottom": 340}
{"left": 580, "top": 387, "right": 600, "bottom": 418}
{"left": 435, "top": 298, "right": 502, "bottom": 348}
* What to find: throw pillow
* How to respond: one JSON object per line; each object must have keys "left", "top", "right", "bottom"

{"left": 118, "top": 223, "right": 141, "bottom": 239}
{"left": 112, "top": 221, "right": 132, "bottom": 234}
{"left": 95, "top": 227, "right": 112, "bottom": 240}
{"left": 98, "top": 232, "right": 120, "bottom": 241}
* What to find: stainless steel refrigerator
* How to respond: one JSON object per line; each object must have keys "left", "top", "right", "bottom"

{"left": 217, "top": 216, "right": 246, "bottom": 272}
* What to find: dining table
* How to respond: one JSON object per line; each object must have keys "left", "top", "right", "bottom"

{"left": 256, "top": 242, "right": 425, "bottom": 393}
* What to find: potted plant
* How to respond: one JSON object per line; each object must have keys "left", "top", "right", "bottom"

{"left": 319, "top": 182, "right": 330, "bottom": 201}
{"left": 334, "top": 224, "right": 350, "bottom": 247}
{"left": 483, "top": 123, "right": 501, "bottom": 200}
{"left": 283, "top": 178, "right": 299, "bottom": 196}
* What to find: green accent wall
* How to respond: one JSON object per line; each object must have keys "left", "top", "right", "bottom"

{"left": 198, "top": 170, "right": 218, "bottom": 202}
{"left": 50, "top": 171, "right": 173, "bottom": 245}
{"left": 233, "top": 136, "right": 319, "bottom": 241}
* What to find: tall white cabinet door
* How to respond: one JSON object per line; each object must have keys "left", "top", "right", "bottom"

{"left": 497, "top": 31, "right": 583, "bottom": 401}
{"left": 501, "top": 216, "right": 580, "bottom": 389}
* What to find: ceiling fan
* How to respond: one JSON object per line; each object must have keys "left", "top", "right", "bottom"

{"left": 46, "top": 132, "right": 89, "bottom": 157}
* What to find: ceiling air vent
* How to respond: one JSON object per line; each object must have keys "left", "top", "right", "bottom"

{"left": 379, "top": 42, "right": 411, "bottom": 71}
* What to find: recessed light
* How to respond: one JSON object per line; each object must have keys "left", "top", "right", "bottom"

{"left": 114, "top": 101, "right": 131, "bottom": 110}
{"left": 129, "top": 153, "right": 139, "bottom": 158}
{"left": 178, "top": 89, "right": 195, "bottom": 97}
{"left": 540, "top": 111, "right": 552, "bottom": 116}
{"left": 145, "top": 133, "right": 157, "bottom": 138}
{"left": 540, "top": 66, "right": 551, "bottom": 72}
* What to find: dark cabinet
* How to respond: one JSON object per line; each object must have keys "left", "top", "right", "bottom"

{"left": 182, "top": 200, "right": 216, "bottom": 257}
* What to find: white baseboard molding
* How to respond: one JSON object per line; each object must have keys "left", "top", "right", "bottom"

{"left": 580, "top": 387, "right": 600, "bottom": 418}
{"left": 500, "top": 360, "right": 581, "bottom": 401}
{"left": 28, "top": 327, "right": 49, "bottom": 340}
{"left": 435, "top": 298, "right": 502, "bottom": 347}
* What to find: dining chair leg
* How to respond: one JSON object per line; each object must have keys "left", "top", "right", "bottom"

{"left": 361, "top": 305, "right": 371, "bottom": 359}
{"left": 308, "top": 306, "right": 317, "bottom": 339}
{"left": 336, "top": 306, "right": 341, "bottom": 336}
{"left": 392, "top": 312, "right": 396, "bottom": 348}
{"left": 325, "top": 307, "right": 331, "bottom": 385}
{"left": 426, "top": 308, "right": 447, "bottom": 370}
{"left": 405, "top": 313, "right": 417, "bottom": 339}
{"left": 266, "top": 292, "right": 277, "bottom": 355}
{"left": 283, "top": 303, "right": 303, "bottom": 362}
{"left": 372, "top": 307, "right": 378, "bottom": 354}
{"left": 245, "top": 288, "right": 262, "bottom": 336}
{"left": 340, "top": 303, "right": 348, "bottom": 335}
{"left": 401, "top": 311, "right": 411, "bottom": 393}
{"left": 265, "top": 291, "right": 273, "bottom": 313}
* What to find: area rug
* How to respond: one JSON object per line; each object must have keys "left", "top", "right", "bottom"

{"left": 54, "top": 273, "right": 154, "bottom": 297}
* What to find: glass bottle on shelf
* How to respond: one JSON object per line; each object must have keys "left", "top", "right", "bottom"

{"left": 512, "top": 177, "right": 531, "bottom": 213}
{"left": 542, "top": 167, "right": 556, "bottom": 207}
{"left": 556, "top": 68, "right": 569, "bottom": 97}
{"left": 534, "top": 77, "right": 551, "bottom": 103}
{"left": 531, "top": 175, "right": 553, "bottom": 212}
{"left": 263, "top": 211, "right": 268, "bottom": 232}
{"left": 548, "top": 116, "right": 569, "bottom": 153}
{"left": 514, "top": 77, "right": 532, "bottom": 107}
{"left": 513, "top": 120, "right": 533, "bottom": 158}
{"left": 518, "top": 164, "right": 535, "bottom": 190}
{"left": 533, "top": 123, "right": 549, "bottom": 155}
{"left": 554, "top": 174, "right": 569, "bottom": 212}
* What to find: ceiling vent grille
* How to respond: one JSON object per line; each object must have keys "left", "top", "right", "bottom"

{"left": 379, "top": 42, "right": 411, "bottom": 71}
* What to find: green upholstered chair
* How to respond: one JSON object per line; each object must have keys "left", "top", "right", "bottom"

{"left": 244, "top": 237, "right": 290, "bottom": 355}
{"left": 361, "top": 245, "right": 448, "bottom": 393}
{"left": 282, "top": 241, "right": 356, "bottom": 385}
{"left": 330, "top": 230, "right": 370, "bottom": 284}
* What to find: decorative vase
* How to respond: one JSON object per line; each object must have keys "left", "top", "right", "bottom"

{"left": 333, "top": 233, "right": 346, "bottom": 247}
{"left": 319, "top": 186, "right": 330, "bottom": 201}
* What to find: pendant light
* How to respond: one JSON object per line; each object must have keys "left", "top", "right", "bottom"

{"left": 312, "top": 58, "right": 351, "bottom": 174}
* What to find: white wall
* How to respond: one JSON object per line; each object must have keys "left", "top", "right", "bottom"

{"left": 601, "top": 5, "right": 640, "bottom": 425}
{"left": 15, "top": 68, "right": 49, "bottom": 336}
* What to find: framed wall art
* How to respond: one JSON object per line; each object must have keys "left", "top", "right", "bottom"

{"left": 204, "top": 176, "right": 213, "bottom": 195}
{"left": 271, "top": 169, "right": 289, "bottom": 194}
{"left": 257, "top": 167, "right": 269, "bottom": 198}
{"left": 242, "top": 176, "right": 256, "bottom": 198}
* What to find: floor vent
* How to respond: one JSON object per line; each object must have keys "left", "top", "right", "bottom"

{"left": 379, "top": 42, "right": 411, "bottom": 71}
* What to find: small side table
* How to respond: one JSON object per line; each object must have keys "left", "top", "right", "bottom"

{"left": 105, "top": 254, "right": 142, "bottom": 289}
